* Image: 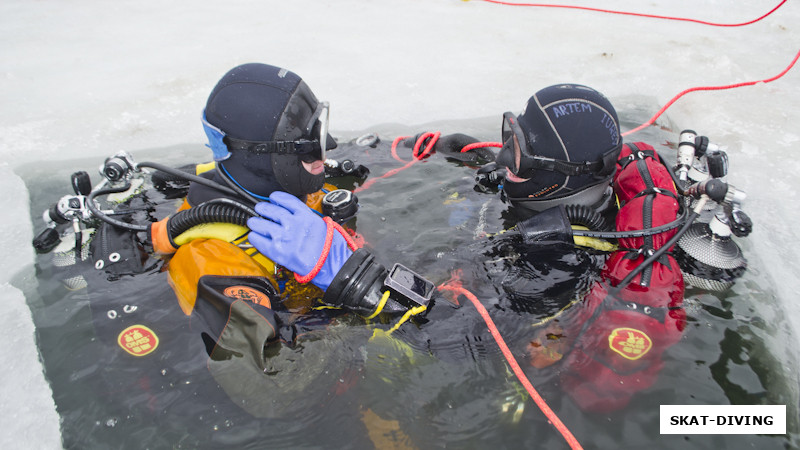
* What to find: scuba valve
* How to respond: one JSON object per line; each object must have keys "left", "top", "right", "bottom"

{"left": 354, "top": 132, "right": 381, "bottom": 147}
{"left": 71, "top": 170, "right": 92, "bottom": 196}
{"left": 677, "top": 130, "right": 700, "bottom": 183}
{"left": 32, "top": 150, "right": 368, "bottom": 258}
{"left": 324, "top": 158, "right": 370, "bottom": 179}
{"left": 508, "top": 129, "right": 753, "bottom": 292}
{"left": 53, "top": 152, "right": 271, "bottom": 255}
{"left": 475, "top": 163, "right": 507, "bottom": 193}
{"left": 631, "top": 132, "right": 751, "bottom": 292}
{"left": 673, "top": 137, "right": 751, "bottom": 291}
{"left": 33, "top": 171, "right": 105, "bottom": 254}
{"left": 676, "top": 129, "right": 726, "bottom": 183}
{"left": 319, "top": 161, "right": 367, "bottom": 224}
{"left": 32, "top": 151, "right": 254, "bottom": 255}
{"left": 100, "top": 151, "right": 137, "bottom": 182}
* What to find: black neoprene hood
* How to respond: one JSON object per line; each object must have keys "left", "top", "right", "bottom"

{"left": 500, "top": 84, "right": 622, "bottom": 204}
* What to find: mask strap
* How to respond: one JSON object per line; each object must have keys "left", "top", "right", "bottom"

{"left": 521, "top": 142, "right": 622, "bottom": 177}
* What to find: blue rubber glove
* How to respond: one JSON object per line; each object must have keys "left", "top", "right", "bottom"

{"left": 247, "top": 191, "right": 353, "bottom": 291}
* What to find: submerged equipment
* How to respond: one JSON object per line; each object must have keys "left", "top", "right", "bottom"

{"left": 323, "top": 158, "right": 370, "bottom": 179}
{"left": 674, "top": 219, "right": 748, "bottom": 291}
{"left": 33, "top": 171, "right": 96, "bottom": 254}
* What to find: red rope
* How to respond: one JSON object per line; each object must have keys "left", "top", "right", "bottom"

{"left": 390, "top": 135, "right": 410, "bottom": 162}
{"left": 355, "top": 132, "right": 441, "bottom": 193}
{"left": 294, "top": 217, "right": 360, "bottom": 284}
{"left": 354, "top": 158, "right": 417, "bottom": 193}
{"left": 623, "top": 47, "right": 800, "bottom": 137}
{"left": 413, "top": 131, "right": 440, "bottom": 159}
{"left": 448, "top": 49, "right": 799, "bottom": 140}
{"left": 438, "top": 274, "right": 583, "bottom": 450}
{"left": 477, "top": 0, "right": 788, "bottom": 27}
{"left": 334, "top": 220, "right": 360, "bottom": 250}
{"left": 461, "top": 141, "right": 503, "bottom": 153}
{"left": 359, "top": 46, "right": 798, "bottom": 184}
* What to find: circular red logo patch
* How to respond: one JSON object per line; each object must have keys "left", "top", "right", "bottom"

{"left": 223, "top": 286, "right": 271, "bottom": 309}
{"left": 608, "top": 327, "right": 652, "bottom": 360}
{"left": 117, "top": 325, "right": 159, "bottom": 357}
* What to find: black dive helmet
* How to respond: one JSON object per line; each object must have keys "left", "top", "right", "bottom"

{"left": 201, "top": 63, "right": 337, "bottom": 199}
{"left": 497, "top": 84, "right": 622, "bottom": 212}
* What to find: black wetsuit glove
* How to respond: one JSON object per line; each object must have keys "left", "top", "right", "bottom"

{"left": 434, "top": 133, "right": 496, "bottom": 163}
{"left": 403, "top": 133, "right": 496, "bottom": 163}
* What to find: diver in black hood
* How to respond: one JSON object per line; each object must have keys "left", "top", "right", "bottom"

{"left": 30, "top": 63, "right": 403, "bottom": 430}
{"left": 163, "top": 64, "right": 439, "bottom": 412}
{"left": 189, "top": 62, "right": 336, "bottom": 204}
{"left": 386, "top": 83, "right": 748, "bottom": 414}
{"left": 494, "top": 83, "right": 621, "bottom": 216}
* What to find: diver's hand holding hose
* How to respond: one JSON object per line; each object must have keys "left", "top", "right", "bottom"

{"left": 247, "top": 192, "right": 354, "bottom": 291}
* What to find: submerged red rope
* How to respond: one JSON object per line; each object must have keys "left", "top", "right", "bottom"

{"left": 439, "top": 276, "right": 583, "bottom": 450}
{"left": 355, "top": 132, "right": 440, "bottom": 193}
{"left": 476, "top": 0, "right": 788, "bottom": 27}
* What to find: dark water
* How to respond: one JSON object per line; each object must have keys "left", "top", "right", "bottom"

{"left": 15, "top": 116, "right": 800, "bottom": 449}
